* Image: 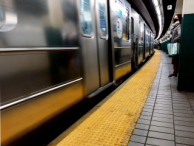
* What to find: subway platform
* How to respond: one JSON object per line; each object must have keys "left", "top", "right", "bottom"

{"left": 128, "top": 51, "right": 194, "bottom": 146}
{"left": 49, "top": 50, "right": 194, "bottom": 146}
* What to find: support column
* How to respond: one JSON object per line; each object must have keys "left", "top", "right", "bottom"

{"left": 177, "top": 0, "right": 194, "bottom": 90}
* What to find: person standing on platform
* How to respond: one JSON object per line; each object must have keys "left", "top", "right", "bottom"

{"left": 168, "top": 14, "right": 182, "bottom": 78}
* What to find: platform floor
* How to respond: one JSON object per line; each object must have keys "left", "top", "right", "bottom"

{"left": 49, "top": 50, "right": 161, "bottom": 146}
{"left": 128, "top": 51, "right": 194, "bottom": 146}
{"left": 49, "top": 50, "right": 194, "bottom": 146}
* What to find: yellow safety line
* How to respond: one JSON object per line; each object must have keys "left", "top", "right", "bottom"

{"left": 52, "top": 50, "right": 161, "bottom": 146}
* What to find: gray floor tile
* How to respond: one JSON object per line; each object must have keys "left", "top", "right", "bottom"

{"left": 143, "top": 105, "right": 154, "bottom": 110}
{"left": 174, "top": 120, "right": 194, "bottom": 127}
{"left": 152, "top": 116, "right": 173, "bottom": 123}
{"left": 173, "top": 104, "right": 191, "bottom": 108}
{"left": 146, "top": 100, "right": 155, "bottom": 104}
{"left": 173, "top": 106, "right": 192, "bottom": 110}
{"left": 157, "top": 95, "right": 172, "bottom": 98}
{"left": 176, "top": 144, "right": 190, "bottom": 146}
{"left": 175, "top": 125, "right": 194, "bottom": 132}
{"left": 146, "top": 98, "right": 156, "bottom": 101}
{"left": 127, "top": 141, "right": 144, "bottom": 146}
{"left": 157, "top": 98, "right": 172, "bottom": 101}
{"left": 135, "top": 124, "right": 149, "bottom": 130}
{"left": 155, "top": 103, "right": 172, "bottom": 108}
{"left": 154, "top": 110, "right": 173, "bottom": 115}
{"left": 148, "top": 131, "right": 174, "bottom": 141}
{"left": 146, "top": 137, "right": 175, "bottom": 146}
{"left": 144, "top": 105, "right": 154, "bottom": 109}
{"left": 174, "top": 116, "right": 194, "bottom": 122}
{"left": 157, "top": 93, "right": 172, "bottom": 96}
{"left": 141, "top": 112, "right": 152, "bottom": 116}
{"left": 140, "top": 115, "right": 152, "bottom": 121}
{"left": 174, "top": 112, "right": 194, "bottom": 118}
{"left": 130, "top": 135, "right": 146, "bottom": 144}
{"left": 156, "top": 101, "right": 172, "bottom": 105}
{"left": 172, "top": 97, "right": 188, "bottom": 100}
{"left": 137, "top": 119, "right": 150, "bottom": 125}
{"left": 173, "top": 109, "right": 193, "bottom": 114}
{"left": 175, "top": 130, "right": 194, "bottom": 139}
{"left": 142, "top": 108, "right": 153, "bottom": 113}
{"left": 149, "top": 126, "right": 174, "bottom": 134}
{"left": 147, "top": 96, "right": 156, "bottom": 99}
{"left": 172, "top": 99, "right": 189, "bottom": 102}
{"left": 153, "top": 113, "right": 173, "bottom": 119}
{"left": 172, "top": 100, "right": 189, "bottom": 103}
{"left": 156, "top": 97, "right": 172, "bottom": 100}
{"left": 133, "top": 129, "right": 148, "bottom": 137}
{"left": 154, "top": 106, "right": 172, "bottom": 110}
{"left": 176, "top": 136, "right": 194, "bottom": 145}
{"left": 145, "top": 103, "right": 155, "bottom": 106}
{"left": 151, "top": 121, "right": 173, "bottom": 128}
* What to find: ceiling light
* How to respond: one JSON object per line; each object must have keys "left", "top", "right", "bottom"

{"left": 153, "top": 0, "right": 159, "bottom": 7}
{"left": 167, "top": 5, "right": 172, "bottom": 10}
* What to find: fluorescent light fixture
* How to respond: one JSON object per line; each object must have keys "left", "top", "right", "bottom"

{"left": 156, "top": 6, "right": 161, "bottom": 15}
{"left": 152, "top": 0, "right": 164, "bottom": 40}
{"left": 153, "top": 0, "right": 159, "bottom": 7}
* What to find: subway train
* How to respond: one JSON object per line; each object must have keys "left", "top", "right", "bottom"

{"left": 0, "top": 0, "right": 155, "bottom": 145}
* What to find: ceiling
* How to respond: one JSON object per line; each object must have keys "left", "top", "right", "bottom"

{"left": 128, "top": 0, "right": 156, "bottom": 35}
{"left": 160, "top": 0, "right": 177, "bottom": 37}
{"left": 128, "top": 0, "right": 177, "bottom": 39}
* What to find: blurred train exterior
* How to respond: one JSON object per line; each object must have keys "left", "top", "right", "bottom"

{"left": 0, "top": 0, "right": 154, "bottom": 145}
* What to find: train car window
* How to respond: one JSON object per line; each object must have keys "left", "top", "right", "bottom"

{"left": 98, "top": 1, "right": 107, "bottom": 39}
{"left": 0, "top": 8, "right": 4, "bottom": 28}
{"left": 126, "top": 9, "right": 130, "bottom": 40}
{"left": 80, "top": 0, "right": 93, "bottom": 37}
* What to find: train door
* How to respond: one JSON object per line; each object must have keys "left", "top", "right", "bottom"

{"left": 150, "top": 33, "right": 152, "bottom": 54}
{"left": 149, "top": 31, "right": 151, "bottom": 55}
{"left": 109, "top": 0, "right": 132, "bottom": 80}
{"left": 151, "top": 33, "right": 155, "bottom": 53}
{"left": 78, "top": 0, "right": 111, "bottom": 96}
{"left": 94, "top": 0, "right": 110, "bottom": 87}
{"left": 131, "top": 17, "right": 136, "bottom": 70}
{"left": 131, "top": 8, "right": 139, "bottom": 69}
{"left": 144, "top": 26, "right": 149, "bottom": 58}
{"left": 143, "top": 24, "right": 146, "bottom": 60}
{"left": 79, "top": 0, "right": 100, "bottom": 95}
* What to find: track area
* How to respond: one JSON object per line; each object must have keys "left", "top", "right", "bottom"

{"left": 49, "top": 50, "right": 161, "bottom": 146}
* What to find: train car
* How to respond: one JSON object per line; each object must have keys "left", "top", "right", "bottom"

{"left": 0, "top": 0, "right": 155, "bottom": 145}
{"left": 138, "top": 15, "right": 145, "bottom": 63}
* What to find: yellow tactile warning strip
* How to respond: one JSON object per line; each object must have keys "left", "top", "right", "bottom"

{"left": 51, "top": 50, "right": 161, "bottom": 146}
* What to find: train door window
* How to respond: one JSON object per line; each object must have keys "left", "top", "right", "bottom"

{"left": 98, "top": 0, "right": 107, "bottom": 39}
{"left": 0, "top": 7, "right": 4, "bottom": 28}
{"left": 80, "top": 0, "right": 93, "bottom": 37}
{"left": 131, "top": 17, "right": 134, "bottom": 34}
{"left": 126, "top": 8, "right": 130, "bottom": 40}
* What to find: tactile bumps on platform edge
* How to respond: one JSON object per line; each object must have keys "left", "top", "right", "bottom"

{"left": 57, "top": 50, "right": 161, "bottom": 146}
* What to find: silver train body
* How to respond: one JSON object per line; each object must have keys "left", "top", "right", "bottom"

{"left": 0, "top": 0, "right": 154, "bottom": 144}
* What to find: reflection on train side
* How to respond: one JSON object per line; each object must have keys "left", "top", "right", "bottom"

{"left": 0, "top": 0, "right": 78, "bottom": 47}
{"left": 0, "top": 5, "right": 17, "bottom": 32}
